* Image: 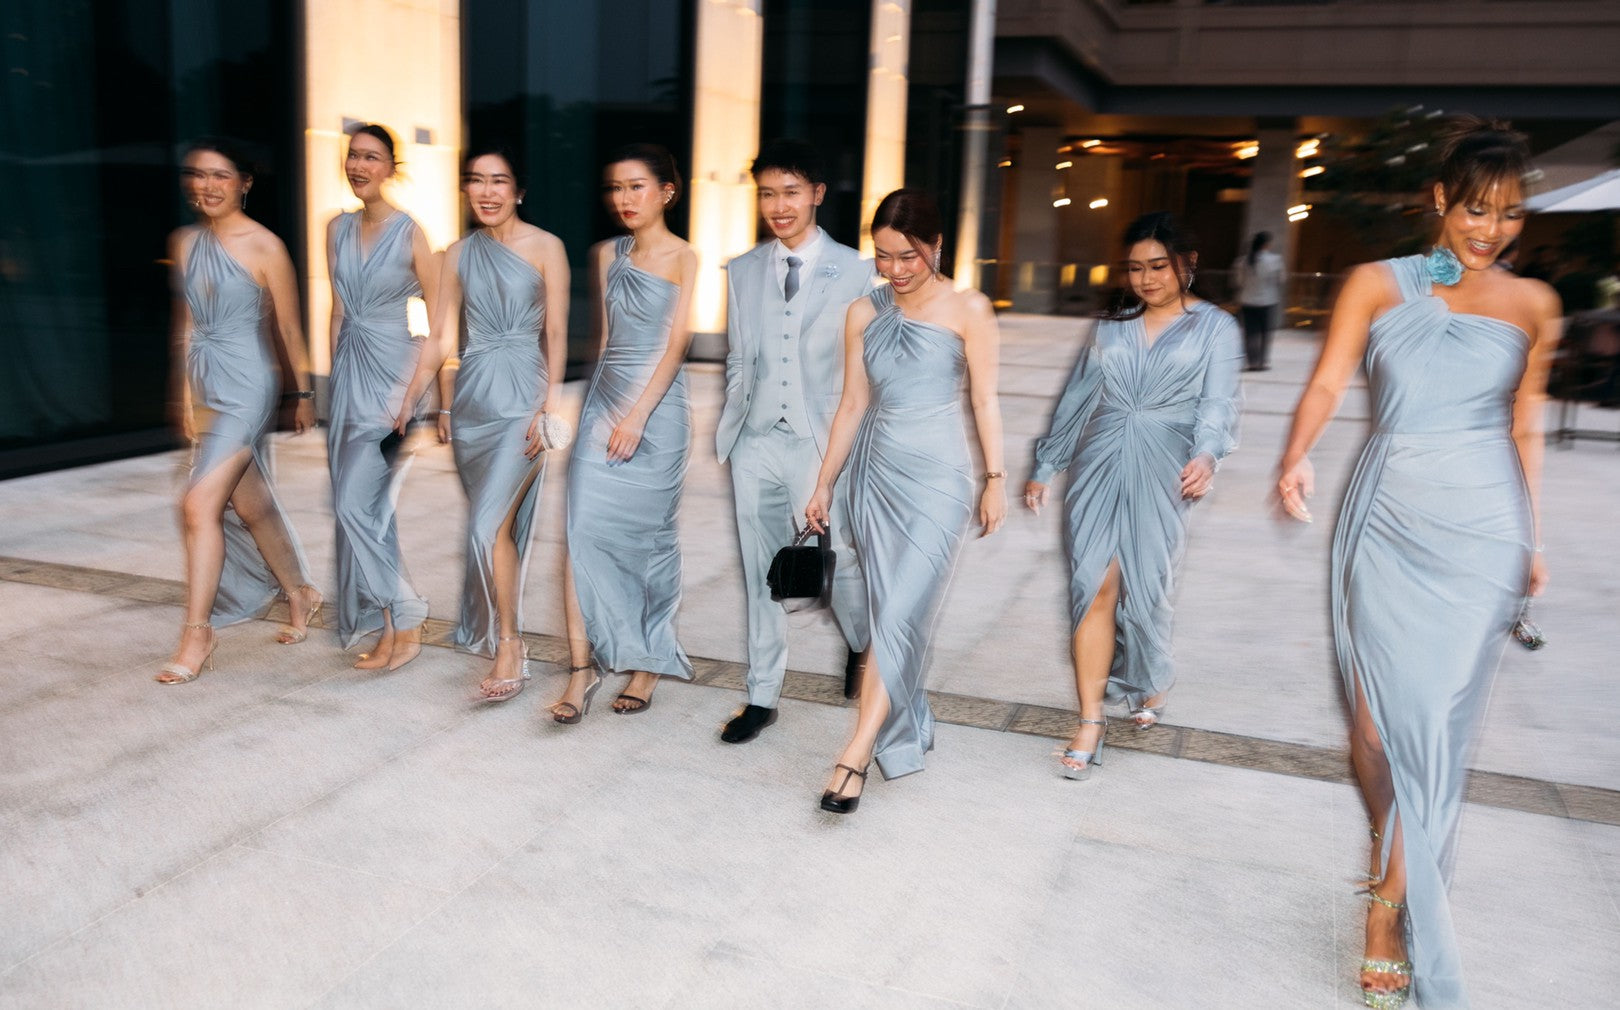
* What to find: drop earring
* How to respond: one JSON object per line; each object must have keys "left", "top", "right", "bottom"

{"left": 241, "top": 190, "right": 249, "bottom": 210}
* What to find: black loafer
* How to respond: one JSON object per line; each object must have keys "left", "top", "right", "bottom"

{"left": 720, "top": 704, "right": 778, "bottom": 744}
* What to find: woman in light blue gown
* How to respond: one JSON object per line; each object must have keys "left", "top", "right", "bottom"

{"left": 158, "top": 138, "right": 321, "bottom": 685}
{"left": 556, "top": 144, "right": 696, "bottom": 720}
{"left": 395, "top": 145, "right": 569, "bottom": 701}
{"left": 325, "top": 124, "right": 437, "bottom": 671}
{"left": 1277, "top": 119, "right": 1559, "bottom": 1009}
{"left": 804, "top": 189, "right": 1006, "bottom": 813}
{"left": 1025, "top": 212, "right": 1242, "bottom": 778}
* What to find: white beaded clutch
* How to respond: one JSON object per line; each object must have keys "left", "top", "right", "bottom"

{"left": 539, "top": 411, "right": 573, "bottom": 452}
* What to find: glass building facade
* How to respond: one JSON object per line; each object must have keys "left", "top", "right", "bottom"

{"left": 0, "top": 0, "right": 971, "bottom": 479}
{"left": 1, "top": 0, "right": 298, "bottom": 476}
{"left": 463, "top": 0, "right": 697, "bottom": 371}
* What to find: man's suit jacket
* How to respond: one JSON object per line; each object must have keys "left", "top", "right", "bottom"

{"left": 716, "top": 233, "right": 875, "bottom": 464}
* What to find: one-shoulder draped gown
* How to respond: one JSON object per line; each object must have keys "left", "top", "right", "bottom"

{"left": 845, "top": 286, "right": 974, "bottom": 779}
{"left": 184, "top": 228, "right": 311, "bottom": 624}
{"left": 1332, "top": 255, "right": 1533, "bottom": 1009}
{"left": 1031, "top": 302, "right": 1243, "bottom": 706}
{"left": 451, "top": 231, "right": 549, "bottom": 657}
{"left": 327, "top": 210, "right": 429, "bottom": 647}
{"left": 566, "top": 236, "right": 693, "bottom": 680}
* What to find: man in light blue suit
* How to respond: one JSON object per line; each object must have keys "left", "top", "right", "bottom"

{"left": 716, "top": 139, "right": 874, "bottom": 744}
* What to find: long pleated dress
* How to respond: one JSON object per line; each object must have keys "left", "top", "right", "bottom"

{"left": 450, "top": 231, "right": 549, "bottom": 657}
{"left": 1331, "top": 255, "right": 1533, "bottom": 1009}
{"left": 844, "top": 286, "right": 974, "bottom": 779}
{"left": 1031, "top": 302, "right": 1242, "bottom": 707}
{"left": 326, "top": 211, "right": 429, "bottom": 647}
{"left": 183, "top": 228, "right": 311, "bottom": 624}
{"left": 566, "top": 236, "right": 692, "bottom": 680}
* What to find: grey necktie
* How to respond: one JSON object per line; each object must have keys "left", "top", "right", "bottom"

{"left": 784, "top": 255, "right": 802, "bottom": 302}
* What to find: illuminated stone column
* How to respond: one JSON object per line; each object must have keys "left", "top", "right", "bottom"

{"left": 303, "top": 0, "right": 462, "bottom": 384}
{"left": 1240, "top": 120, "right": 1303, "bottom": 275}
{"left": 953, "top": 0, "right": 997, "bottom": 291}
{"left": 860, "top": 0, "right": 911, "bottom": 256}
{"left": 688, "top": 0, "right": 764, "bottom": 360}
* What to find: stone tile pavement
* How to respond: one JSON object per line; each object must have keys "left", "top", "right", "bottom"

{"left": 1, "top": 315, "right": 1616, "bottom": 1008}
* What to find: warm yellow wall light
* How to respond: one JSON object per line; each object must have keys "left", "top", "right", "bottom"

{"left": 688, "top": 0, "right": 763, "bottom": 337}
{"left": 860, "top": 0, "right": 912, "bottom": 257}
{"left": 303, "top": 0, "right": 461, "bottom": 380}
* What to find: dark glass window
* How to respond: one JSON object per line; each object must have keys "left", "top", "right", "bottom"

{"left": 464, "top": 0, "right": 696, "bottom": 373}
{"left": 0, "top": 0, "right": 298, "bottom": 477}
{"left": 760, "top": 0, "right": 871, "bottom": 249}
{"left": 907, "top": 0, "right": 970, "bottom": 260}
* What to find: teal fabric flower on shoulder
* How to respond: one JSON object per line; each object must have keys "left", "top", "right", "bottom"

{"left": 1425, "top": 246, "right": 1464, "bottom": 287}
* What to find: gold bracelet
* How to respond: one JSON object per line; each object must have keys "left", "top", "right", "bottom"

{"left": 984, "top": 471, "right": 1005, "bottom": 481}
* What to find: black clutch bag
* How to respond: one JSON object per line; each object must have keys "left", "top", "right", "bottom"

{"left": 766, "top": 525, "right": 836, "bottom": 610}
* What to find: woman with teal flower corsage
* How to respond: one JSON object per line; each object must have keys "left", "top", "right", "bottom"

{"left": 1276, "top": 117, "right": 1561, "bottom": 1009}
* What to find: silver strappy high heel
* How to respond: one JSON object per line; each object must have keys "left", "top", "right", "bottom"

{"left": 479, "top": 634, "right": 532, "bottom": 702}
{"left": 1058, "top": 718, "right": 1107, "bottom": 780}
{"left": 156, "top": 622, "right": 216, "bottom": 685}
{"left": 1358, "top": 885, "right": 1412, "bottom": 1009}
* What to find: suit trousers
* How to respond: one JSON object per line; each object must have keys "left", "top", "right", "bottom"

{"left": 730, "top": 422, "right": 867, "bottom": 707}
{"left": 1240, "top": 304, "right": 1275, "bottom": 368}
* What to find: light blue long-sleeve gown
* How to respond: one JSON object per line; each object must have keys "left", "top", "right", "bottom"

{"left": 844, "top": 286, "right": 975, "bottom": 779}
{"left": 1031, "top": 301, "right": 1242, "bottom": 707}
{"left": 326, "top": 210, "right": 429, "bottom": 647}
{"left": 1331, "top": 255, "right": 1534, "bottom": 1009}
{"left": 451, "top": 231, "right": 549, "bottom": 657}
{"left": 183, "top": 228, "right": 311, "bottom": 624}
{"left": 566, "top": 236, "right": 693, "bottom": 679}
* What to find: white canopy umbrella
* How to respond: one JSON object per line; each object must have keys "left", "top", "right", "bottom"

{"left": 1528, "top": 168, "right": 1620, "bottom": 213}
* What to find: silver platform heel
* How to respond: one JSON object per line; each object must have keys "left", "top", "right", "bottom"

{"left": 1058, "top": 718, "right": 1107, "bottom": 780}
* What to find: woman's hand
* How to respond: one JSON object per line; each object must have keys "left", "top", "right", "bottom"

{"left": 804, "top": 483, "right": 833, "bottom": 534}
{"left": 173, "top": 401, "right": 197, "bottom": 443}
{"left": 435, "top": 410, "right": 452, "bottom": 445}
{"left": 1528, "top": 553, "right": 1550, "bottom": 597}
{"left": 1276, "top": 455, "right": 1315, "bottom": 522}
{"left": 292, "top": 399, "right": 315, "bottom": 435}
{"left": 979, "top": 481, "right": 1007, "bottom": 537}
{"left": 606, "top": 410, "right": 647, "bottom": 464}
{"left": 1024, "top": 480, "right": 1048, "bottom": 515}
{"left": 1180, "top": 454, "right": 1216, "bottom": 500}
{"left": 523, "top": 410, "right": 546, "bottom": 460}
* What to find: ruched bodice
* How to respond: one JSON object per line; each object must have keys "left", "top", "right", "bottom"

{"left": 329, "top": 211, "right": 422, "bottom": 429}
{"left": 567, "top": 235, "right": 692, "bottom": 680}
{"left": 844, "top": 286, "right": 972, "bottom": 779}
{"left": 326, "top": 210, "right": 428, "bottom": 646}
{"left": 1030, "top": 302, "right": 1242, "bottom": 705}
{"left": 181, "top": 227, "right": 309, "bottom": 624}
{"left": 450, "top": 230, "right": 550, "bottom": 656}
{"left": 186, "top": 228, "right": 276, "bottom": 434}
{"left": 457, "top": 231, "right": 547, "bottom": 426}
{"left": 1365, "top": 256, "right": 1527, "bottom": 435}
{"left": 1331, "top": 254, "right": 1533, "bottom": 1009}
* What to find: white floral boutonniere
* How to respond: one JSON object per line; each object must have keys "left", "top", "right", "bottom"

{"left": 820, "top": 263, "right": 840, "bottom": 280}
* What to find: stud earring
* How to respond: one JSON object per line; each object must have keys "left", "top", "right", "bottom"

{"left": 517, "top": 197, "right": 523, "bottom": 205}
